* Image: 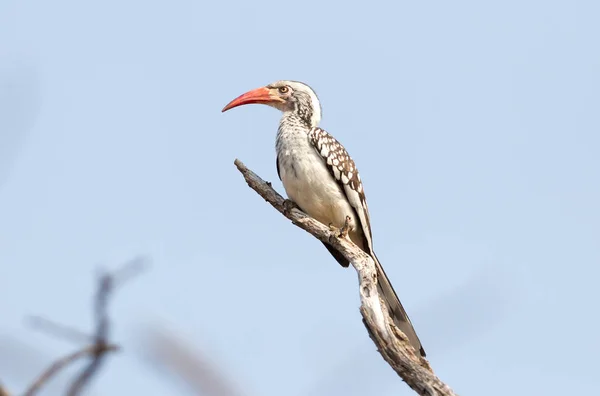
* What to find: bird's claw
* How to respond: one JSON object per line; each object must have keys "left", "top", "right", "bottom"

{"left": 282, "top": 199, "right": 299, "bottom": 215}
{"left": 330, "top": 216, "right": 352, "bottom": 238}
{"left": 339, "top": 216, "right": 352, "bottom": 238}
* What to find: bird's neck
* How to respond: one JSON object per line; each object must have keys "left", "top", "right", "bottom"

{"left": 276, "top": 112, "right": 314, "bottom": 154}
{"left": 279, "top": 111, "right": 315, "bottom": 132}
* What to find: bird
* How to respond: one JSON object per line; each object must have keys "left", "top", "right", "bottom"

{"left": 222, "top": 80, "right": 426, "bottom": 357}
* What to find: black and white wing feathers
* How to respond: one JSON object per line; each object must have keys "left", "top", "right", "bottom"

{"left": 306, "top": 127, "right": 427, "bottom": 357}
{"left": 307, "top": 127, "right": 375, "bottom": 253}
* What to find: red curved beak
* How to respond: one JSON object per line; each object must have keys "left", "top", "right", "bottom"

{"left": 222, "top": 87, "right": 275, "bottom": 112}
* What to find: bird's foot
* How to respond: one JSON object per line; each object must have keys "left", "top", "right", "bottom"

{"left": 329, "top": 216, "right": 352, "bottom": 238}
{"left": 339, "top": 216, "right": 352, "bottom": 238}
{"left": 282, "top": 199, "right": 299, "bottom": 216}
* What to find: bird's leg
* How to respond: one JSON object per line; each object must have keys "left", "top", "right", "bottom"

{"left": 329, "top": 216, "right": 353, "bottom": 238}
{"left": 339, "top": 216, "right": 352, "bottom": 238}
{"left": 282, "top": 199, "right": 299, "bottom": 216}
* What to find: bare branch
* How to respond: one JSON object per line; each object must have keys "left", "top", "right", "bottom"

{"left": 27, "top": 316, "right": 92, "bottom": 345}
{"left": 22, "top": 257, "right": 146, "bottom": 396}
{"left": 234, "top": 159, "right": 458, "bottom": 396}
{"left": 22, "top": 344, "right": 119, "bottom": 396}
{"left": 66, "top": 257, "right": 146, "bottom": 396}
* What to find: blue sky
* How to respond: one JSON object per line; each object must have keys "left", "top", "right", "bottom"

{"left": 1, "top": 0, "right": 599, "bottom": 394}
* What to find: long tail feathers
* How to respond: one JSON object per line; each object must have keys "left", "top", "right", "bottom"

{"left": 322, "top": 242, "right": 426, "bottom": 357}
{"left": 372, "top": 252, "right": 426, "bottom": 357}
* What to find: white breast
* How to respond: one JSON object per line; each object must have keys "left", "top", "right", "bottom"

{"left": 277, "top": 129, "right": 358, "bottom": 234}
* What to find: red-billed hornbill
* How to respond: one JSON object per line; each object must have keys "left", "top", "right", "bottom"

{"left": 222, "top": 80, "right": 426, "bottom": 357}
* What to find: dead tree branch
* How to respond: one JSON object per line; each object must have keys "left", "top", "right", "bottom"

{"left": 22, "top": 344, "right": 119, "bottom": 396}
{"left": 234, "top": 159, "right": 458, "bottom": 396}
{"left": 22, "top": 257, "right": 146, "bottom": 396}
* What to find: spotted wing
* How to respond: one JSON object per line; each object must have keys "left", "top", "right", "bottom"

{"left": 307, "top": 127, "right": 374, "bottom": 253}
{"left": 307, "top": 127, "right": 426, "bottom": 357}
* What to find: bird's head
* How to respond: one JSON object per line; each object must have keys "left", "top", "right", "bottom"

{"left": 222, "top": 80, "right": 322, "bottom": 127}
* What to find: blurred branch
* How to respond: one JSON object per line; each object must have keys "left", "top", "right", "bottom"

{"left": 27, "top": 316, "right": 93, "bottom": 345}
{"left": 22, "top": 344, "right": 118, "bottom": 396}
{"left": 22, "top": 257, "right": 147, "bottom": 396}
{"left": 0, "top": 381, "right": 10, "bottom": 396}
{"left": 141, "top": 327, "right": 242, "bottom": 396}
{"left": 234, "top": 159, "right": 457, "bottom": 396}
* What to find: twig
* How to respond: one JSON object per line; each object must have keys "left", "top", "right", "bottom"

{"left": 27, "top": 316, "right": 92, "bottom": 345}
{"left": 66, "top": 257, "right": 146, "bottom": 396}
{"left": 64, "top": 274, "right": 113, "bottom": 396}
{"left": 22, "top": 257, "right": 146, "bottom": 396}
{"left": 234, "top": 159, "right": 458, "bottom": 396}
{"left": 22, "top": 344, "right": 119, "bottom": 396}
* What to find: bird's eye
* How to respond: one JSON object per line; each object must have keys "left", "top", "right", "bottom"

{"left": 278, "top": 86, "right": 289, "bottom": 94}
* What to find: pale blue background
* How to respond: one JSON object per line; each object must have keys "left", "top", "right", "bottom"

{"left": 1, "top": 0, "right": 599, "bottom": 395}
